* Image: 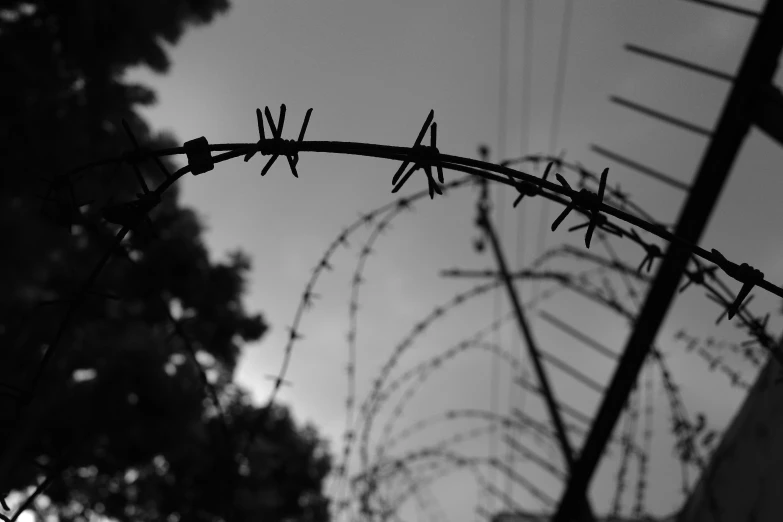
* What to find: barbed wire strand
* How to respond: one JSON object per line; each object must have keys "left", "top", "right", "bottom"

{"left": 9, "top": 114, "right": 783, "bottom": 517}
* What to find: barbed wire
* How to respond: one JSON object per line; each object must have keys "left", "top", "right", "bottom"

{"left": 353, "top": 449, "right": 495, "bottom": 522}
{"left": 589, "top": 231, "right": 709, "bottom": 503}
{"left": 354, "top": 266, "right": 620, "bottom": 474}
{"left": 317, "top": 156, "right": 627, "bottom": 514}
{"left": 440, "top": 241, "right": 762, "bottom": 516}
{"left": 366, "top": 426, "right": 519, "bottom": 522}
{"left": 609, "top": 379, "right": 640, "bottom": 518}
{"left": 336, "top": 151, "right": 764, "bottom": 516}
{"left": 10, "top": 106, "right": 782, "bottom": 520}
{"left": 633, "top": 358, "right": 656, "bottom": 519}
{"left": 353, "top": 448, "right": 553, "bottom": 513}
{"left": 368, "top": 325, "right": 635, "bottom": 470}
{"left": 362, "top": 269, "right": 600, "bottom": 469}
{"left": 535, "top": 236, "right": 761, "bottom": 392}
{"left": 333, "top": 176, "right": 475, "bottom": 505}
{"left": 352, "top": 260, "right": 756, "bottom": 512}
{"left": 344, "top": 150, "right": 777, "bottom": 518}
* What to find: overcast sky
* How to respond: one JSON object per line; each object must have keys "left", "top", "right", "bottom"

{"left": 116, "top": 0, "right": 783, "bottom": 520}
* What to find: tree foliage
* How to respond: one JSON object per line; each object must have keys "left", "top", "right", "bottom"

{"left": 0, "top": 1, "right": 332, "bottom": 520}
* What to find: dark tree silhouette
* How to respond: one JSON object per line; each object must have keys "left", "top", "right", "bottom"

{"left": 0, "top": 1, "right": 332, "bottom": 520}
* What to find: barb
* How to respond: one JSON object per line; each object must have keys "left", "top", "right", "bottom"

{"left": 627, "top": 229, "right": 663, "bottom": 275}
{"left": 511, "top": 160, "right": 553, "bottom": 207}
{"left": 708, "top": 248, "right": 765, "bottom": 320}
{"left": 549, "top": 167, "right": 611, "bottom": 249}
{"left": 391, "top": 110, "right": 444, "bottom": 199}
{"left": 243, "top": 105, "right": 313, "bottom": 178}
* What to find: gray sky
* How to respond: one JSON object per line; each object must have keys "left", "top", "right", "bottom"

{"left": 117, "top": 0, "right": 783, "bottom": 520}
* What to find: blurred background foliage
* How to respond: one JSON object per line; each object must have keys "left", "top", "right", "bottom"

{"left": 0, "top": 1, "right": 332, "bottom": 520}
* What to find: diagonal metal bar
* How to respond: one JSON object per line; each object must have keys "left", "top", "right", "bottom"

{"left": 537, "top": 349, "right": 606, "bottom": 395}
{"left": 476, "top": 203, "right": 597, "bottom": 521}
{"left": 590, "top": 144, "right": 690, "bottom": 193}
{"left": 754, "top": 84, "right": 783, "bottom": 147}
{"left": 538, "top": 310, "right": 620, "bottom": 361}
{"left": 515, "top": 377, "right": 593, "bottom": 426}
{"left": 681, "top": 0, "right": 760, "bottom": 18}
{"left": 552, "top": 1, "right": 783, "bottom": 520}
{"left": 503, "top": 434, "right": 566, "bottom": 480}
{"left": 624, "top": 43, "right": 735, "bottom": 82}
{"left": 609, "top": 95, "right": 713, "bottom": 137}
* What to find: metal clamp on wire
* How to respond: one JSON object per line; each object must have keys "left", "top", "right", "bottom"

{"left": 710, "top": 248, "right": 764, "bottom": 320}
{"left": 184, "top": 136, "right": 215, "bottom": 176}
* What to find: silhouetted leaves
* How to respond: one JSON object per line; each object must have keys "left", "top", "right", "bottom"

{"left": 1, "top": 1, "right": 332, "bottom": 520}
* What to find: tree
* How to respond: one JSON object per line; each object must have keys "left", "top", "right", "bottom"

{"left": 0, "top": 1, "right": 332, "bottom": 520}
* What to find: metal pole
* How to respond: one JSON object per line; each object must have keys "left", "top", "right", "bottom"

{"left": 552, "top": 1, "right": 783, "bottom": 520}
{"left": 476, "top": 199, "right": 596, "bottom": 522}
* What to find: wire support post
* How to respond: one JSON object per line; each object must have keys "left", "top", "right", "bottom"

{"left": 474, "top": 203, "right": 597, "bottom": 522}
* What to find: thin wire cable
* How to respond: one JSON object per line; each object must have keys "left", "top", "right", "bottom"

{"left": 506, "top": 0, "right": 534, "bottom": 505}
{"left": 531, "top": 0, "right": 574, "bottom": 304}
{"left": 488, "top": 0, "right": 510, "bottom": 514}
